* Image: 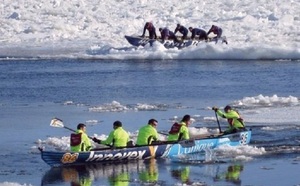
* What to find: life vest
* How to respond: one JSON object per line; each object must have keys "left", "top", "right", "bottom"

{"left": 70, "top": 133, "right": 82, "bottom": 146}
{"left": 169, "top": 123, "right": 182, "bottom": 134}
{"left": 226, "top": 110, "right": 245, "bottom": 127}
{"left": 235, "top": 110, "right": 245, "bottom": 127}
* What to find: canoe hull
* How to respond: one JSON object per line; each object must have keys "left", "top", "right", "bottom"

{"left": 41, "top": 145, "right": 169, "bottom": 167}
{"left": 163, "top": 131, "right": 251, "bottom": 157}
{"left": 40, "top": 130, "right": 251, "bottom": 167}
{"left": 124, "top": 35, "right": 200, "bottom": 49}
{"left": 124, "top": 35, "right": 228, "bottom": 49}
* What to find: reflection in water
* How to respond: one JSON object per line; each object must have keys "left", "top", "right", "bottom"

{"left": 138, "top": 158, "right": 159, "bottom": 185}
{"left": 214, "top": 164, "right": 244, "bottom": 185}
{"left": 170, "top": 165, "right": 192, "bottom": 185}
{"left": 61, "top": 167, "right": 92, "bottom": 186}
{"left": 41, "top": 160, "right": 161, "bottom": 186}
{"left": 41, "top": 162, "right": 135, "bottom": 186}
{"left": 108, "top": 171, "right": 130, "bottom": 186}
{"left": 41, "top": 159, "right": 244, "bottom": 186}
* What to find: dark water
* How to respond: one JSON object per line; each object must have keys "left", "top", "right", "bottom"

{"left": 0, "top": 59, "right": 299, "bottom": 185}
{"left": 2, "top": 59, "right": 300, "bottom": 104}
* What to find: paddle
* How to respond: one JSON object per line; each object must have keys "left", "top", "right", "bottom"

{"left": 214, "top": 110, "right": 222, "bottom": 133}
{"left": 158, "top": 131, "right": 168, "bottom": 136}
{"left": 50, "top": 118, "right": 93, "bottom": 139}
{"left": 206, "top": 106, "right": 223, "bottom": 134}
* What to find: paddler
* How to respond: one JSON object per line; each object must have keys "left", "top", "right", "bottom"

{"left": 70, "top": 123, "right": 92, "bottom": 152}
{"left": 92, "top": 120, "right": 129, "bottom": 148}
{"left": 212, "top": 105, "right": 246, "bottom": 134}
{"left": 141, "top": 22, "right": 157, "bottom": 39}
{"left": 167, "top": 115, "right": 191, "bottom": 141}
{"left": 136, "top": 119, "right": 159, "bottom": 146}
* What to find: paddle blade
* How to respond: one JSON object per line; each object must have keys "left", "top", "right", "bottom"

{"left": 50, "top": 118, "right": 64, "bottom": 128}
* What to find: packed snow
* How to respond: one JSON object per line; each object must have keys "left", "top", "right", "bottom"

{"left": 0, "top": 0, "right": 299, "bottom": 59}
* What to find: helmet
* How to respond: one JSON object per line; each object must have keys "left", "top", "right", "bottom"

{"left": 148, "top": 119, "right": 158, "bottom": 126}
{"left": 188, "top": 27, "right": 193, "bottom": 30}
{"left": 146, "top": 22, "right": 153, "bottom": 28}
{"left": 159, "top": 28, "right": 162, "bottom": 31}
{"left": 77, "top": 123, "right": 86, "bottom": 129}
{"left": 182, "top": 115, "right": 191, "bottom": 122}
{"left": 113, "top": 120, "right": 122, "bottom": 127}
{"left": 224, "top": 105, "right": 231, "bottom": 111}
{"left": 177, "top": 23, "right": 180, "bottom": 27}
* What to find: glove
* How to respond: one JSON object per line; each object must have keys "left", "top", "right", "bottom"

{"left": 92, "top": 137, "right": 101, "bottom": 144}
{"left": 212, "top": 106, "right": 218, "bottom": 111}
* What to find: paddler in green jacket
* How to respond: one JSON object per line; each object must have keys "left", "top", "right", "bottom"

{"left": 212, "top": 105, "right": 246, "bottom": 134}
{"left": 70, "top": 123, "right": 92, "bottom": 152}
{"left": 93, "top": 120, "right": 129, "bottom": 147}
{"left": 136, "top": 119, "right": 159, "bottom": 146}
{"left": 167, "top": 115, "right": 191, "bottom": 141}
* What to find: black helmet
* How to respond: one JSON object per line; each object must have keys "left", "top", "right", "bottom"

{"left": 113, "top": 120, "right": 122, "bottom": 127}
{"left": 182, "top": 115, "right": 191, "bottom": 122}
{"left": 146, "top": 22, "right": 152, "bottom": 28}
{"left": 159, "top": 28, "right": 162, "bottom": 31}
{"left": 177, "top": 23, "right": 181, "bottom": 27}
{"left": 77, "top": 123, "right": 86, "bottom": 129}
{"left": 224, "top": 105, "right": 232, "bottom": 111}
{"left": 188, "top": 27, "right": 193, "bottom": 30}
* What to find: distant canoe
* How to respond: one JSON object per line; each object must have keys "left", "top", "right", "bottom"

{"left": 124, "top": 35, "right": 228, "bottom": 49}
{"left": 39, "top": 130, "right": 251, "bottom": 167}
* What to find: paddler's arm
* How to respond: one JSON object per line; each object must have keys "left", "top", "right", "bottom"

{"left": 100, "top": 131, "right": 115, "bottom": 146}
{"left": 212, "top": 107, "right": 225, "bottom": 118}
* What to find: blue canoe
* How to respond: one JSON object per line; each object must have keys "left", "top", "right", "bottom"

{"left": 39, "top": 130, "right": 251, "bottom": 167}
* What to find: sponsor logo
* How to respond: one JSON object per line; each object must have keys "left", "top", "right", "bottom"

{"left": 218, "top": 138, "right": 230, "bottom": 143}
{"left": 86, "top": 150, "right": 147, "bottom": 162}
{"left": 61, "top": 153, "right": 79, "bottom": 164}
{"left": 218, "top": 138, "right": 231, "bottom": 146}
{"left": 183, "top": 142, "right": 214, "bottom": 154}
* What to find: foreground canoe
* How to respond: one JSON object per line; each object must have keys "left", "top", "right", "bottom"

{"left": 39, "top": 130, "right": 251, "bottom": 167}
